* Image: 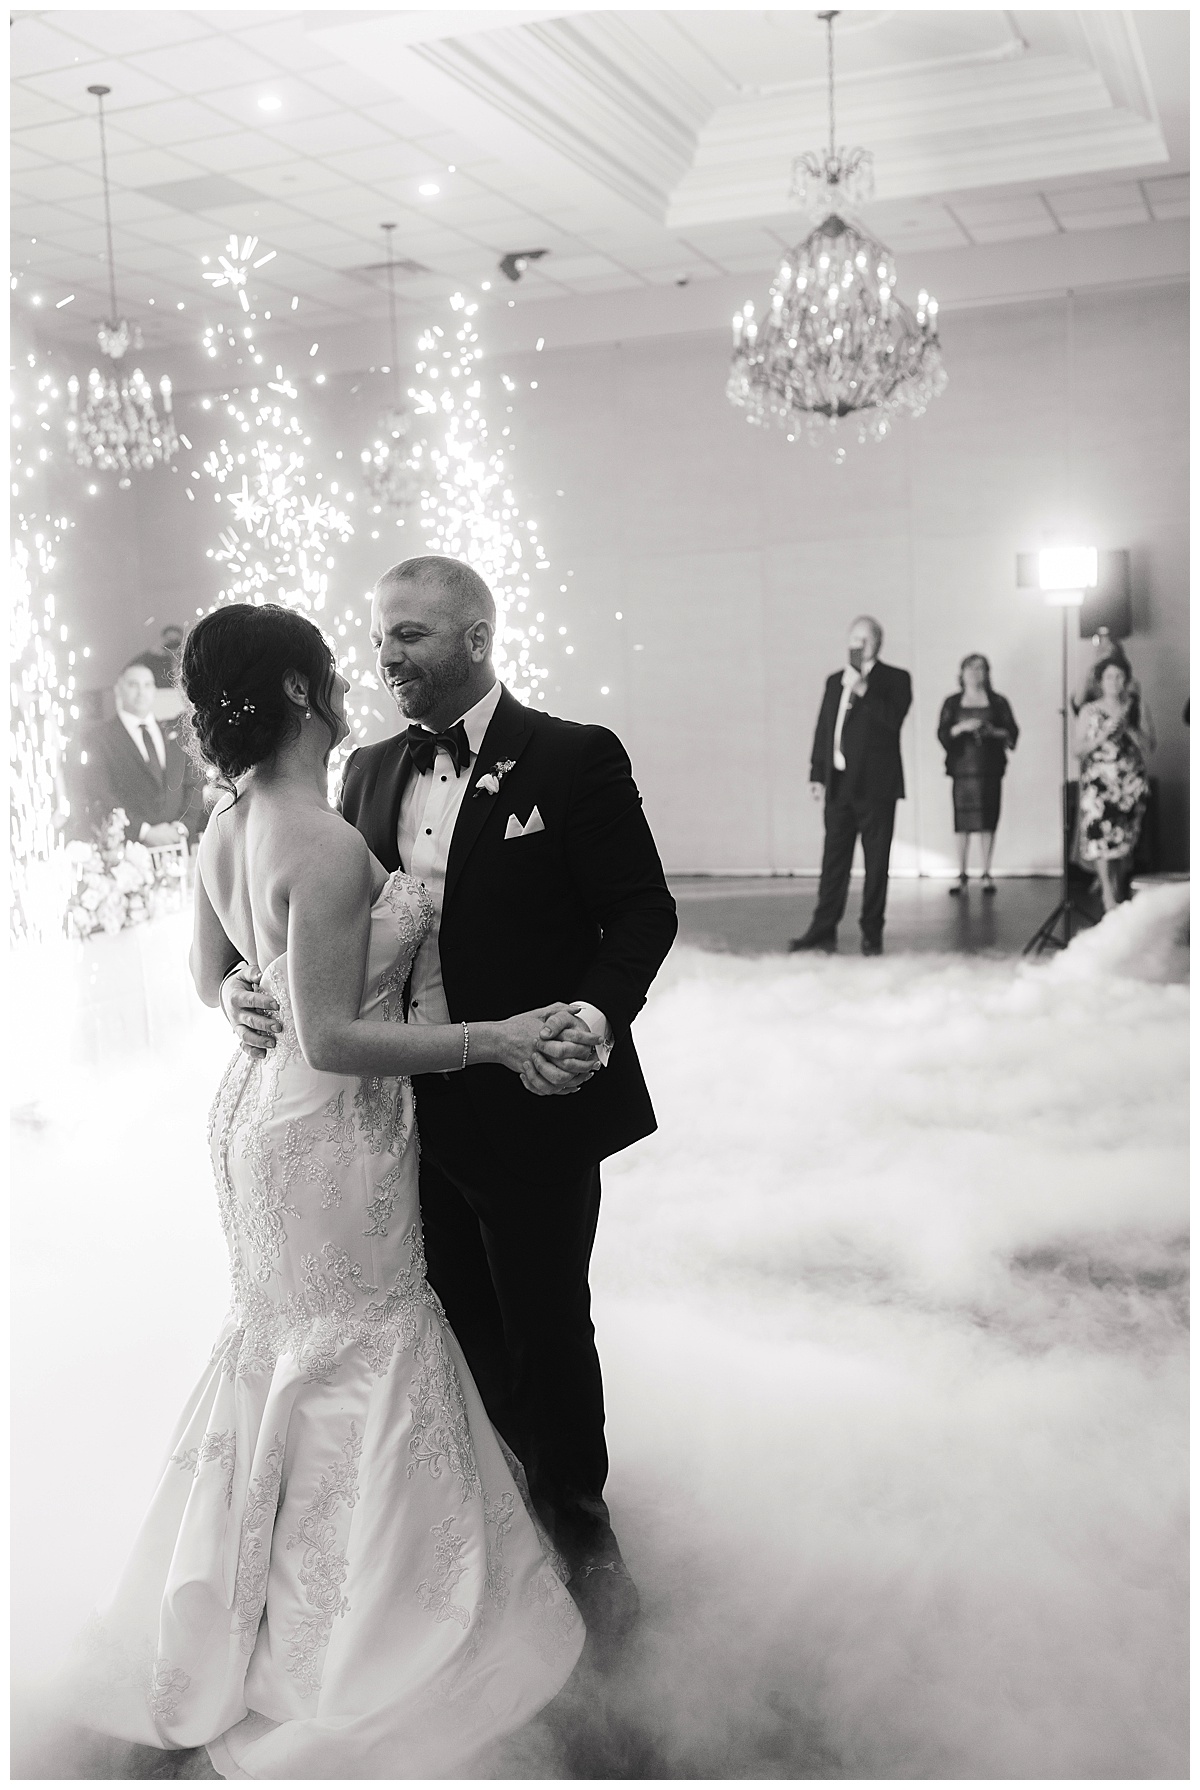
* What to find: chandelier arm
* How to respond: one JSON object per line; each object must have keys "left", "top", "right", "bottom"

{"left": 92, "top": 89, "right": 119, "bottom": 325}
{"left": 821, "top": 10, "right": 837, "bottom": 161}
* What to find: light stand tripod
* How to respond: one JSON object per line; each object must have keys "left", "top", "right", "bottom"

{"left": 1023, "top": 594, "right": 1096, "bottom": 955}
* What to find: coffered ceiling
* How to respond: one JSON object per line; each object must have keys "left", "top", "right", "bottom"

{"left": 10, "top": 8, "right": 1189, "bottom": 363}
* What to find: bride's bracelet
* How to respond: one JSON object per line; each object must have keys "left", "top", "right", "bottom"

{"left": 460, "top": 1021, "right": 470, "bottom": 1070}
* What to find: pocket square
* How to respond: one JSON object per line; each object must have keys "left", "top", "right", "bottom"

{"left": 504, "top": 805, "right": 545, "bottom": 839}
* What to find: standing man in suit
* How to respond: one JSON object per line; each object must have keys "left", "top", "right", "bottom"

{"left": 222, "top": 557, "right": 677, "bottom": 1642}
{"left": 790, "top": 616, "right": 912, "bottom": 957}
{"left": 70, "top": 658, "right": 204, "bottom": 844}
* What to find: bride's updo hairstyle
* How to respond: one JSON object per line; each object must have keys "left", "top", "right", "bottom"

{"left": 181, "top": 602, "right": 340, "bottom": 788}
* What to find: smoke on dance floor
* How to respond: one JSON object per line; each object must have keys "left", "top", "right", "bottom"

{"left": 10, "top": 887, "right": 1188, "bottom": 1778}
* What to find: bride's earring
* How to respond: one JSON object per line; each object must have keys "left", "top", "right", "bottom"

{"left": 304, "top": 705, "right": 311, "bottom": 720}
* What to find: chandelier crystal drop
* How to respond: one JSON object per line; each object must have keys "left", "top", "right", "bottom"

{"left": 66, "top": 86, "right": 178, "bottom": 478}
{"left": 728, "top": 12, "right": 947, "bottom": 450}
{"left": 362, "top": 223, "right": 421, "bottom": 518}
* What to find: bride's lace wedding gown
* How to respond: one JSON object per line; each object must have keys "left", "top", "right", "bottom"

{"left": 81, "top": 870, "right": 585, "bottom": 1779}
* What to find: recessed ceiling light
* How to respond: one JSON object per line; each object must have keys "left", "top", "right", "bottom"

{"left": 418, "top": 183, "right": 440, "bottom": 197}
{"left": 258, "top": 95, "right": 282, "bottom": 112}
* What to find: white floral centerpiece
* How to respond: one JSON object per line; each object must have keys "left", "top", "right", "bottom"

{"left": 65, "top": 809, "right": 187, "bottom": 939}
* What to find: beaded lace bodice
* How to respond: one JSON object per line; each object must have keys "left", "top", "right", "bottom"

{"left": 206, "top": 869, "right": 440, "bottom": 1383}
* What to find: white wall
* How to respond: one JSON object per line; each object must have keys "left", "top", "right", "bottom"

{"left": 497, "top": 281, "right": 1189, "bottom": 874}
{"left": 48, "top": 280, "right": 1189, "bottom": 874}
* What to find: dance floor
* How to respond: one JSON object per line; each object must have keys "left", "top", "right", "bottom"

{"left": 10, "top": 884, "right": 1189, "bottom": 1779}
{"left": 672, "top": 871, "right": 1104, "bottom": 958}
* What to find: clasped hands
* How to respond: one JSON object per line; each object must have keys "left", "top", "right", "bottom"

{"left": 224, "top": 971, "right": 600, "bottom": 1098}
{"left": 519, "top": 1004, "right": 602, "bottom": 1097}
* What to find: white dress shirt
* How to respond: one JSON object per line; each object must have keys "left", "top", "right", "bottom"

{"left": 117, "top": 705, "right": 165, "bottom": 770}
{"left": 832, "top": 658, "right": 875, "bottom": 772}
{"left": 399, "top": 681, "right": 610, "bottom": 1064}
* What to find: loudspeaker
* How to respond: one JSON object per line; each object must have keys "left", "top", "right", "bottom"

{"left": 1079, "top": 549, "right": 1132, "bottom": 640}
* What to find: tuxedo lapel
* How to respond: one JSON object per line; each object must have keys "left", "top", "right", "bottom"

{"left": 443, "top": 687, "right": 534, "bottom": 913}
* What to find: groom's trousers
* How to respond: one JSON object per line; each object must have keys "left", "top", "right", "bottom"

{"left": 412, "top": 1070, "right": 612, "bottom": 1568}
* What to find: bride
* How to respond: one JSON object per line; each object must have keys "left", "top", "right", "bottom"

{"left": 79, "top": 602, "right": 585, "bottom": 1778}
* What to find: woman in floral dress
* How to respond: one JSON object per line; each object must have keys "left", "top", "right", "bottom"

{"left": 1076, "top": 657, "right": 1155, "bottom": 911}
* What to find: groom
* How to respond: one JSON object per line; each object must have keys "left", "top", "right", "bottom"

{"left": 225, "top": 556, "right": 677, "bottom": 1637}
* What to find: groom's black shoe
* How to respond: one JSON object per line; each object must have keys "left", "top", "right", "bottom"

{"left": 788, "top": 929, "right": 836, "bottom": 954}
{"left": 861, "top": 936, "right": 883, "bottom": 956}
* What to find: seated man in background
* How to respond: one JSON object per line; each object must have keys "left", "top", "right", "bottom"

{"left": 70, "top": 658, "right": 204, "bottom": 844}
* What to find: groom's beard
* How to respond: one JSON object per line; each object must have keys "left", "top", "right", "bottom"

{"left": 385, "top": 640, "right": 473, "bottom": 722}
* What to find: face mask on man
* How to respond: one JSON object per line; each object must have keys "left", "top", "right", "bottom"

{"left": 849, "top": 645, "right": 865, "bottom": 672}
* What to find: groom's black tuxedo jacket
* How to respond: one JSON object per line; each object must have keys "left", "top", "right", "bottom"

{"left": 340, "top": 686, "right": 678, "bottom": 1166}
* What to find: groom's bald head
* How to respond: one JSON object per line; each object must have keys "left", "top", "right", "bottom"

{"left": 376, "top": 555, "right": 496, "bottom": 631}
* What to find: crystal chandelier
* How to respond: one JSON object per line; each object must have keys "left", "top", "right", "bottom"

{"left": 65, "top": 84, "right": 178, "bottom": 480}
{"left": 728, "top": 11, "right": 947, "bottom": 451}
{"left": 361, "top": 223, "right": 420, "bottom": 518}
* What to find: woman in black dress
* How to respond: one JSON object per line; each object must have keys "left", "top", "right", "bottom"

{"left": 937, "top": 654, "right": 1019, "bottom": 895}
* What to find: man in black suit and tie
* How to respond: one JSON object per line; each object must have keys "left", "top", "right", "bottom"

{"left": 222, "top": 557, "right": 677, "bottom": 1641}
{"left": 790, "top": 616, "right": 912, "bottom": 957}
{"left": 71, "top": 658, "right": 204, "bottom": 844}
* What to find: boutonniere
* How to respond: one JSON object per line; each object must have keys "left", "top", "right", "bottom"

{"left": 473, "top": 758, "right": 516, "bottom": 799}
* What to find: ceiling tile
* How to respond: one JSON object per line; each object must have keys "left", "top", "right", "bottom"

{"left": 48, "top": 12, "right": 215, "bottom": 56}
{"left": 421, "top": 192, "right": 534, "bottom": 231}
{"left": 1143, "top": 173, "right": 1188, "bottom": 205}
{"left": 10, "top": 143, "right": 50, "bottom": 173}
{"left": 409, "top": 130, "right": 490, "bottom": 168}
{"left": 1146, "top": 199, "right": 1196, "bottom": 221}
{"left": 202, "top": 76, "right": 342, "bottom": 132}
{"left": 128, "top": 211, "right": 219, "bottom": 247}
{"left": 270, "top": 112, "right": 394, "bottom": 157}
{"left": 533, "top": 253, "right": 624, "bottom": 282}
{"left": 116, "top": 98, "right": 243, "bottom": 148}
{"left": 21, "top": 59, "right": 179, "bottom": 110}
{"left": 129, "top": 37, "right": 281, "bottom": 95}
{"left": 555, "top": 271, "right": 643, "bottom": 295}
{"left": 228, "top": 18, "right": 337, "bottom": 73}
{"left": 14, "top": 115, "right": 144, "bottom": 164}
{"left": 11, "top": 164, "right": 104, "bottom": 204}
{"left": 961, "top": 215, "right": 1059, "bottom": 245}
{"left": 103, "top": 147, "right": 216, "bottom": 190}
{"left": 176, "top": 132, "right": 297, "bottom": 175}
{"left": 8, "top": 17, "right": 102, "bottom": 77}
{"left": 11, "top": 201, "right": 90, "bottom": 240}
{"left": 950, "top": 194, "right": 1054, "bottom": 229}
{"left": 641, "top": 263, "right": 725, "bottom": 285}
{"left": 241, "top": 160, "right": 348, "bottom": 200}
{"left": 300, "top": 61, "right": 409, "bottom": 109}
{"left": 258, "top": 220, "right": 371, "bottom": 253}
{"left": 1048, "top": 181, "right": 1151, "bottom": 219}
{"left": 344, "top": 140, "right": 446, "bottom": 182}
{"left": 10, "top": 85, "right": 78, "bottom": 131}
{"left": 37, "top": 221, "right": 115, "bottom": 257}
{"left": 1055, "top": 204, "right": 1151, "bottom": 232}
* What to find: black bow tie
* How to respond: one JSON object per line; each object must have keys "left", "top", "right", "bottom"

{"left": 406, "top": 721, "right": 471, "bottom": 777}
